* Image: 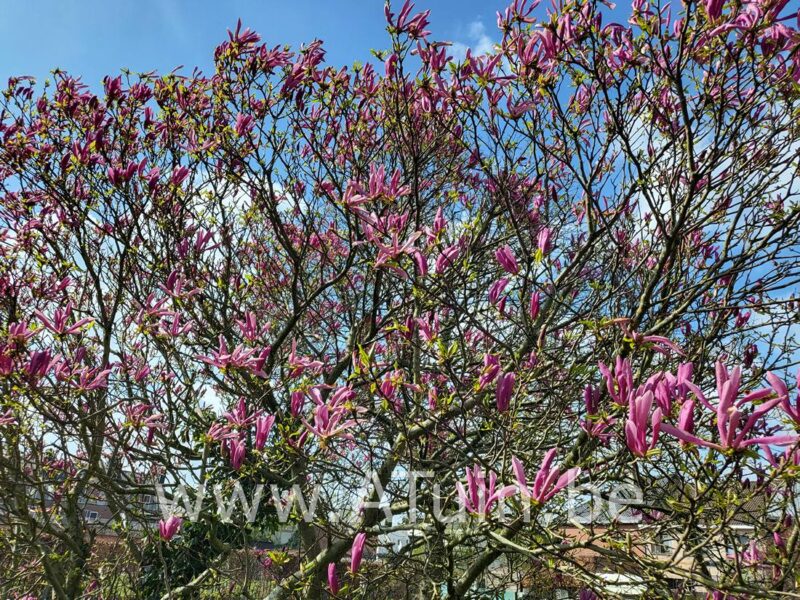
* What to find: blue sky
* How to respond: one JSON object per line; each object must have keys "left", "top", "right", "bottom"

{"left": 0, "top": 0, "right": 502, "bottom": 87}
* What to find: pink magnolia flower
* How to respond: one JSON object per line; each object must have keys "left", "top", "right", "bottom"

{"left": 228, "top": 438, "right": 247, "bottom": 470}
{"left": 537, "top": 227, "right": 552, "bottom": 256}
{"left": 386, "top": 0, "right": 430, "bottom": 38}
{"left": 157, "top": 313, "right": 193, "bottom": 338}
{"left": 255, "top": 414, "right": 275, "bottom": 450}
{"left": 290, "top": 390, "right": 305, "bottom": 416}
{"left": 234, "top": 113, "right": 255, "bottom": 136}
{"left": 528, "top": 291, "right": 541, "bottom": 320}
{"left": 495, "top": 245, "right": 519, "bottom": 274}
{"left": 760, "top": 444, "right": 800, "bottom": 469}
{"left": 73, "top": 367, "right": 112, "bottom": 391}
{"left": 705, "top": 0, "right": 725, "bottom": 20}
{"left": 488, "top": 278, "right": 509, "bottom": 305}
{"left": 580, "top": 384, "right": 615, "bottom": 441}
{"left": 171, "top": 165, "right": 190, "bottom": 186}
{"left": 8, "top": 320, "right": 35, "bottom": 342}
{"left": 774, "top": 531, "right": 786, "bottom": 553}
{"left": 661, "top": 361, "right": 797, "bottom": 451}
{"left": 579, "top": 589, "right": 598, "bottom": 600}
{"left": 478, "top": 354, "right": 501, "bottom": 390}
{"left": 0, "top": 409, "right": 17, "bottom": 427}
{"left": 625, "top": 391, "right": 662, "bottom": 457}
{"left": 416, "top": 312, "right": 439, "bottom": 343}
{"left": 374, "top": 231, "right": 422, "bottom": 277}
{"left": 26, "top": 350, "right": 54, "bottom": 378}
{"left": 0, "top": 350, "right": 12, "bottom": 377}
{"left": 766, "top": 370, "right": 800, "bottom": 425}
{"left": 303, "top": 403, "right": 358, "bottom": 442}
{"left": 207, "top": 422, "right": 238, "bottom": 442}
{"left": 599, "top": 357, "right": 635, "bottom": 407}
{"left": 434, "top": 244, "right": 461, "bottom": 274}
{"left": 350, "top": 532, "right": 367, "bottom": 574}
{"left": 107, "top": 162, "right": 137, "bottom": 186}
{"left": 125, "top": 403, "right": 165, "bottom": 432}
{"left": 158, "top": 270, "right": 201, "bottom": 300}
{"left": 158, "top": 515, "right": 182, "bottom": 541}
{"left": 287, "top": 340, "right": 324, "bottom": 378}
{"left": 432, "top": 206, "right": 446, "bottom": 236}
{"left": 674, "top": 400, "right": 695, "bottom": 445}
{"left": 496, "top": 371, "right": 516, "bottom": 412}
{"left": 412, "top": 250, "right": 428, "bottom": 276}
{"left": 512, "top": 449, "right": 580, "bottom": 504}
{"left": 327, "top": 563, "right": 340, "bottom": 594}
{"left": 34, "top": 303, "right": 94, "bottom": 335}
{"left": 197, "top": 336, "right": 259, "bottom": 372}
{"left": 613, "top": 318, "right": 685, "bottom": 356}
{"left": 456, "top": 464, "right": 517, "bottom": 515}
{"left": 740, "top": 539, "right": 764, "bottom": 566}
{"left": 224, "top": 398, "right": 260, "bottom": 429}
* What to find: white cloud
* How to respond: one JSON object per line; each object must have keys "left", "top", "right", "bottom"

{"left": 451, "top": 21, "right": 496, "bottom": 61}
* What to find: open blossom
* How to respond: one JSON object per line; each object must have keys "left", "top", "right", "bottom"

{"left": 207, "top": 422, "right": 238, "bottom": 442}
{"left": 456, "top": 464, "right": 517, "bottom": 515}
{"left": 513, "top": 449, "right": 580, "bottom": 504}
{"left": 738, "top": 540, "right": 765, "bottom": 566}
{"left": 73, "top": 367, "right": 112, "bottom": 391}
{"left": 374, "top": 231, "right": 422, "bottom": 277}
{"left": 34, "top": 302, "right": 93, "bottom": 335}
{"left": 303, "top": 402, "right": 360, "bottom": 442}
{"left": 661, "top": 361, "right": 797, "bottom": 451}
{"left": 125, "top": 403, "right": 165, "bottom": 436}
{"left": 8, "top": 320, "right": 34, "bottom": 342}
{"left": 287, "top": 339, "right": 324, "bottom": 377}
{"left": 385, "top": 0, "right": 430, "bottom": 38}
{"left": 158, "top": 270, "right": 201, "bottom": 300}
{"left": 198, "top": 336, "right": 267, "bottom": 374}
{"left": 223, "top": 398, "right": 260, "bottom": 429}
{"left": 158, "top": 515, "right": 182, "bottom": 541}
{"left": 767, "top": 369, "right": 800, "bottom": 425}
{"left": 478, "top": 353, "right": 501, "bottom": 390}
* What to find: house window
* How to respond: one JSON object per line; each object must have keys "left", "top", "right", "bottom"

{"left": 726, "top": 533, "right": 750, "bottom": 557}
{"left": 651, "top": 532, "right": 676, "bottom": 555}
{"left": 84, "top": 510, "right": 99, "bottom": 523}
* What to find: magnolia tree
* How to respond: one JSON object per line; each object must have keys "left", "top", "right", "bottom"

{"left": 2, "top": 0, "right": 800, "bottom": 598}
